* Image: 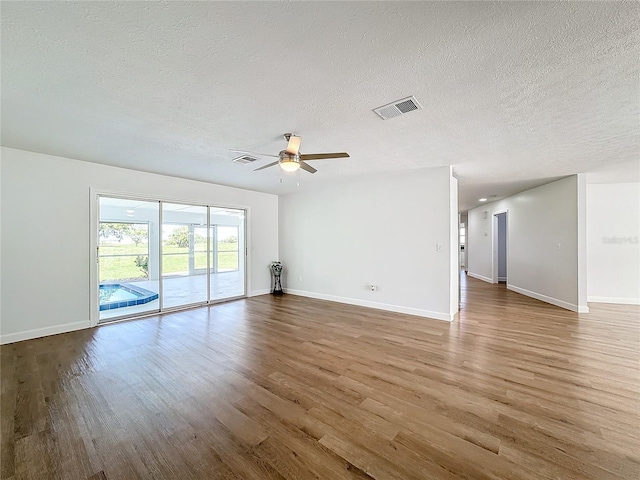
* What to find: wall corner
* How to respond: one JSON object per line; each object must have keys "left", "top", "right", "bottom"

{"left": 577, "top": 174, "right": 588, "bottom": 312}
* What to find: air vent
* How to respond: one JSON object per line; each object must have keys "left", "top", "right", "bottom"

{"left": 373, "top": 96, "right": 422, "bottom": 120}
{"left": 232, "top": 155, "right": 258, "bottom": 165}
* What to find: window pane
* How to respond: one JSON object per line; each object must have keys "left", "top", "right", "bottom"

{"left": 162, "top": 203, "right": 208, "bottom": 309}
{"left": 210, "top": 208, "right": 245, "bottom": 301}
{"left": 98, "top": 197, "right": 159, "bottom": 322}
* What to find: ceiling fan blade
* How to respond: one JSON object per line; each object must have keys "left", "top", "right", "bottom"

{"left": 299, "top": 152, "right": 350, "bottom": 161}
{"left": 254, "top": 161, "right": 280, "bottom": 171}
{"left": 299, "top": 161, "right": 317, "bottom": 174}
{"left": 230, "top": 149, "right": 278, "bottom": 159}
{"left": 285, "top": 135, "right": 301, "bottom": 155}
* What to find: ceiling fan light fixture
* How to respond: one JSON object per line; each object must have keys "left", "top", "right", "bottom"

{"left": 279, "top": 151, "right": 300, "bottom": 172}
{"left": 280, "top": 160, "right": 300, "bottom": 172}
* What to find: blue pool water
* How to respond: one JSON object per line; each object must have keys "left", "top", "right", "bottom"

{"left": 99, "top": 283, "right": 159, "bottom": 311}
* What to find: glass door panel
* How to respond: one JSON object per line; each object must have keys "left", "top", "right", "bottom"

{"left": 98, "top": 197, "right": 160, "bottom": 322}
{"left": 193, "top": 226, "right": 209, "bottom": 273}
{"left": 161, "top": 203, "right": 208, "bottom": 309}
{"left": 210, "top": 208, "right": 246, "bottom": 301}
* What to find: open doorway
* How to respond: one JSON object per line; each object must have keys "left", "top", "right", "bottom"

{"left": 459, "top": 222, "right": 467, "bottom": 272}
{"left": 492, "top": 211, "right": 508, "bottom": 284}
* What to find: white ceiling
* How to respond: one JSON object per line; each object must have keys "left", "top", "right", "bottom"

{"left": 2, "top": 1, "right": 638, "bottom": 211}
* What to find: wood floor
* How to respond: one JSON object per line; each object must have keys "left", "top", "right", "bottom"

{"left": 2, "top": 274, "right": 639, "bottom": 479}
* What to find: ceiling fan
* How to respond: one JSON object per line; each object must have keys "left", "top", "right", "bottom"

{"left": 230, "top": 133, "right": 349, "bottom": 174}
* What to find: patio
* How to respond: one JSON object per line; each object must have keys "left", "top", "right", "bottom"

{"left": 99, "top": 270, "right": 244, "bottom": 322}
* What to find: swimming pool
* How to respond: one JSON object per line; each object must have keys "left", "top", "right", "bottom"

{"left": 99, "top": 283, "right": 159, "bottom": 311}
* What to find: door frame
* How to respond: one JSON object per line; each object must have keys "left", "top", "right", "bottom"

{"left": 90, "top": 188, "right": 250, "bottom": 327}
{"left": 491, "top": 209, "right": 509, "bottom": 284}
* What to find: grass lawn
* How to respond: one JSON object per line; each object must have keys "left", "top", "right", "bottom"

{"left": 99, "top": 241, "right": 239, "bottom": 282}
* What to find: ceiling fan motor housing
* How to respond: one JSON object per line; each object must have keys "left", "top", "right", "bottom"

{"left": 279, "top": 150, "right": 300, "bottom": 172}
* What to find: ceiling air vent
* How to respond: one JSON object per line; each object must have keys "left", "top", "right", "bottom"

{"left": 373, "top": 96, "right": 422, "bottom": 120}
{"left": 232, "top": 155, "right": 258, "bottom": 165}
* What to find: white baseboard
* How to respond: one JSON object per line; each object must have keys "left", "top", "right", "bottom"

{"left": 588, "top": 296, "right": 640, "bottom": 305}
{"left": 507, "top": 285, "right": 589, "bottom": 313}
{"left": 498, "top": 276, "right": 507, "bottom": 282}
{"left": 0, "top": 321, "right": 90, "bottom": 345}
{"left": 249, "top": 289, "right": 270, "bottom": 297}
{"left": 285, "top": 289, "right": 454, "bottom": 322}
{"left": 467, "top": 272, "right": 493, "bottom": 283}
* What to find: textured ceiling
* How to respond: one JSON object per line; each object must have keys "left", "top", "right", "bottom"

{"left": 1, "top": 1, "right": 638, "bottom": 211}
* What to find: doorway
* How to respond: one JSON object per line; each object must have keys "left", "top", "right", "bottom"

{"left": 96, "top": 195, "right": 246, "bottom": 323}
{"left": 492, "top": 211, "right": 508, "bottom": 284}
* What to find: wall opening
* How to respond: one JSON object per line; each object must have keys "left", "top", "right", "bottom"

{"left": 492, "top": 211, "right": 508, "bottom": 284}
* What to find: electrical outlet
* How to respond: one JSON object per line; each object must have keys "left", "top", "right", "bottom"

{"left": 436, "top": 243, "right": 443, "bottom": 252}
{"left": 298, "top": 276, "right": 303, "bottom": 282}
{"left": 370, "top": 284, "right": 377, "bottom": 291}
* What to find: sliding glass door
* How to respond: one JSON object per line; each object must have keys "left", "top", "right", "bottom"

{"left": 161, "top": 203, "right": 208, "bottom": 310}
{"left": 98, "top": 197, "right": 160, "bottom": 322}
{"left": 210, "top": 208, "right": 246, "bottom": 301}
{"left": 97, "top": 196, "right": 246, "bottom": 323}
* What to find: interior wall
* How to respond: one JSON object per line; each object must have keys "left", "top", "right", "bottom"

{"left": 279, "top": 166, "right": 458, "bottom": 321}
{"left": 0, "top": 153, "right": 2, "bottom": 333}
{"left": 586, "top": 182, "right": 640, "bottom": 304}
{"left": 467, "top": 176, "right": 588, "bottom": 312}
{"left": 0, "top": 147, "right": 278, "bottom": 344}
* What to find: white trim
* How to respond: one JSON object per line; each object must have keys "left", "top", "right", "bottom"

{"left": 498, "top": 276, "right": 507, "bottom": 282}
{"left": 243, "top": 206, "right": 250, "bottom": 298}
{"left": 588, "top": 296, "right": 640, "bottom": 305}
{"left": 88, "top": 187, "right": 252, "bottom": 213}
{"left": 249, "top": 289, "right": 270, "bottom": 297}
{"left": 507, "top": 284, "right": 589, "bottom": 313}
{"left": 577, "top": 174, "right": 588, "bottom": 312}
{"left": 1, "top": 321, "right": 90, "bottom": 345}
{"left": 158, "top": 203, "right": 164, "bottom": 310}
{"left": 467, "top": 272, "right": 493, "bottom": 283}
{"left": 492, "top": 214, "right": 498, "bottom": 283}
{"left": 90, "top": 188, "right": 99, "bottom": 327}
{"left": 285, "top": 289, "right": 454, "bottom": 322}
{"left": 238, "top": 207, "right": 251, "bottom": 297}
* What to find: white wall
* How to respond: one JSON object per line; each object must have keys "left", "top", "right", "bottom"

{"left": 0, "top": 153, "right": 2, "bottom": 333}
{"left": 0, "top": 147, "right": 278, "bottom": 344}
{"left": 586, "top": 182, "right": 640, "bottom": 304}
{"left": 468, "top": 176, "right": 588, "bottom": 313}
{"left": 279, "top": 167, "right": 458, "bottom": 321}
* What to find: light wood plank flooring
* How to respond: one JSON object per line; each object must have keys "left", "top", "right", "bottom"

{"left": 1, "top": 274, "right": 639, "bottom": 479}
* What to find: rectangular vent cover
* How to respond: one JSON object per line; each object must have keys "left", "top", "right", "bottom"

{"left": 233, "top": 155, "right": 258, "bottom": 165}
{"left": 373, "top": 96, "right": 422, "bottom": 120}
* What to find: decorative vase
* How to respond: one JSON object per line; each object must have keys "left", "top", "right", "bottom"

{"left": 270, "top": 261, "right": 284, "bottom": 295}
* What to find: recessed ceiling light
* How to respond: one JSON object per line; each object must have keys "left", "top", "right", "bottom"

{"left": 126, "top": 209, "right": 135, "bottom": 213}
{"left": 479, "top": 198, "right": 487, "bottom": 202}
{"left": 126, "top": 214, "right": 134, "bottom": 217}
